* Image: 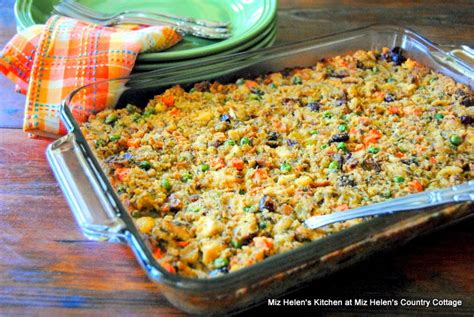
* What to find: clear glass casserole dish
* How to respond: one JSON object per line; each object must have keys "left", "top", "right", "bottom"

{"left": 46, "top": 25, "right": 473, "bottom": 315}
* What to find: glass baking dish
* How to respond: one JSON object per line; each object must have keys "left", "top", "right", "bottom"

{"left": 46, "top": 25, "right": 473, "bottom": 315}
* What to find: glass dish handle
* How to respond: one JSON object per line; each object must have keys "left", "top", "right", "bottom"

{"left": 305, "top": 181, "right": 474, "bottom": 229}
{"left": 435, "top": 44, "right": 474, "bottom": 78}
{"left": 46, "top": 133, "right": 126, "bottom": 241}
{"left": 445, "top": 44, "right": 474, "bottom": 67}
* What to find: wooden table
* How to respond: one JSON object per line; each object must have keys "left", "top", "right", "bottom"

{"left": 1, "top": 1, "right": 473, "bottom": 315}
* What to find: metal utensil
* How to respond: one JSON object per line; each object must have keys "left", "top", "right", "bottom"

{"left": 53, "top": 0, "right": 231, "bottom": 40}
{"left": 305, "top": 180, "right": 474, "bottom": 229}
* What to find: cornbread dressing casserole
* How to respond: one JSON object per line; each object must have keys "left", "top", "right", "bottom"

{"left": 81, "top": 48, "right": 473, "bottom": 278}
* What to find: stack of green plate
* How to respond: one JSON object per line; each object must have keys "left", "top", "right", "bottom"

{"left": 14, "top": 0, "right": 277, "bottom": 72}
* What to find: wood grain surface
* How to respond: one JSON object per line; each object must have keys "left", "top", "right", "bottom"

{"left": 0, "top": 0, "right": 473, "bottom": 315}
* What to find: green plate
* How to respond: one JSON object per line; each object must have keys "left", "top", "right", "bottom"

{"left": 133, "top": 21, "right": 277, "bottom": 72}
{"left": 14, "top": 0, "right": 277, "bottom": 61}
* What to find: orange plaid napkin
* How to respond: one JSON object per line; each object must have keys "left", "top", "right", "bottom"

{"left": 0, "top": 15, "right": 182, "bottom": 138}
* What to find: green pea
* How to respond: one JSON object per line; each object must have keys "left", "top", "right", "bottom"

{"left": 336, "top": 142, "right": 348, "bottom": 152}
{"left": 138, "top": 161, "right": 151, "bottom": 171}
{"left": 280, "top": 162, "right": 292, "bottom": 173}
{"left": 386, "top": 78, "right": 396, "bottom": 83}
{"left": 181, "top": 173, "right": 193, "bottom": 183}
{"left": 338, "top": 124, "right": 348, "bottom": 132}
{"left": 328, "top": 161, "right": 339, "bottom": 170}
{"left": 161, "top": 178, "right": 171, "bottom": 191}
{"left": 224, "top": 140, "right": 236, "bottom": 146}
{"left": 143, "top": 108, "right": 156, "bottom": 117}
{"left": 238, "top": 189, "right": 246, "bottom": 195}
{"left": 323, "top": 111, "right": 332, "bottom": 119}
{"left": 230, "top": 240, "right": 242, "bottom": 248}
{"left": 240, "top": 137, "right": 251, "bottom": 145}
{"left": 236, "top": 78, "right": 245, "bottom": 85}
{"left": 268, "top": 83, "right": 277, "bottom": 89}
{"left": 393, "top": 176, "right": 405, "bottom": 183}
{"left": 292, "top": 76, "right": 303, "bottom": 85}
{"left": 368, "top": 145, "right": 380, "bottom": 154}
{"left": 434, "top": 113, "right": 444, "bottom": 120}
{"left": 258, "top": 221, "right": 268, "bottom": 229}
{"left": 309, "top": 130, "right": 318, "bottom": 136}
{"left": 249, "top": 93, "right": 262, "bottom": 101}
{"left": 132, "top": 113, "right": 141, "bottom": 122}
{"left": 214, "top": 258, "right": 229, "bottom": 268}
{"left": 449, "top": 135, "right": 462, "bottom": 146}
{"left": 109, "top": 134, "right": 121, "bottom": 142}
{"left": 105, "top": 113, "right": 118, "bottom": 124}
{"left": 95, "top": 139, "right": 105, "bottom": 147}
{"left": 199, "top": 164, "right": 210, "bottom": 172}
{"left": 189, "top": 87, "right": 197, "bottom": 93}
{"left": 320, "top": 144, "right": 328, "bottom": 150}
{"left": 244, "top": 205, "right": 257, "bottom": 213}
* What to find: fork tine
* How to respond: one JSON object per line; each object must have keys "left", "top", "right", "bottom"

{"left": 53, "top": 2, "right": 232, "bottom": 40}
{"left": 59, "top": 0, "right": 230, "bottom": 28}
{"left": 60, "top": 0, "right": 113, "bottom": 20}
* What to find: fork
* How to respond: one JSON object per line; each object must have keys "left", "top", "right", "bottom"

{"left": 304, "top": 180, "right": 474, "bottom": 229}
{"left": 53, "top": 0, "right": 231, "bottom": 40}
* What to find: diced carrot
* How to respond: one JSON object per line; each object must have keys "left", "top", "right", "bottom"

{"left": 176, "top": 241, "right": 190, "bottom": 247}
{"left": 349, "top": 127, "right": 358, "bottom": 134}
{"left": 363, "top": 129, "right": 382, "bottom": 145}
{"left": 298, "top": 70, "right": 311, "bottom": 80}
{"left": 212, "top": 157, "right": 226, "bottom": 169}
{"left": 175, "top": 161, "right": 189, "bottom": 169}
{"left": 335, "top": 204, "right": 349, "bottom": 211}
{"left": 415, "top": 144, "right": 426, "bottom": 152}
{"left": 395, "top": 151, "right": 405, "bottom": 158}
{"left": 162, "top": 94, "right": 175, "bottom": 107}
{"left": 404, "top": 106, "right": 423, "bottom": 116}
{"left": 127, "top": 138, "right": 140, "bottom": 148}
{"left": 254, "top": 249, "right": 265, "bottom": 261}
{"left": 114, "top": 168, "right": 129, "bottom": 181}
{"left": 231, "top": 158, "right": 245, "bottom": 170}
{"left": 254, "top": 237, "right": 273, "bottom": 250}
{"left": 340, "top": 60, "right": 349, "bottom": 68}
{"left": 388, "top": 106, "right": 402, "bottom": 115}
{"left": 359, "top": 117, "right": 371, "bottom": 126}
{"left": 312, "top": 180, "right": 331, "bottom": 187}
{"left": 429, "top": 157, "right": 437, "bottom": 164}
{"left": 281, "top": 204, "right": 294, "bottom": 215}
{"left": 272, "top": 120, "right": 288, "bottom": 133}
{"left": 153, "top": 248, "right": 163, "bottom": 259}
{"left": 169, "top": 108, "right": 180, "bottom": 116}
{"left": 253, "top": 168, "right": 268, "bottom": 180}
{"left": 373, "top": 91, "right": 385, "bottom": 101}
{"left": 408, "top": 180, "right": 424, "bottom": 193}
{"left": 161, "top": 262, "right": 176, "bottom": 273}
{"left": 370, "top": 129, "right": 382, "bottom": 138}
{"left": 245, "top": 80, "right": 258, "bottom": 89}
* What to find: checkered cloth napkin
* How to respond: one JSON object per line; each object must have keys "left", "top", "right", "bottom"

{"left": 0, "top": 15, "right": 182, "bottom": 138}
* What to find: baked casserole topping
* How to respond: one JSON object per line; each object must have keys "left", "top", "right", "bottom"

{"left": 81, "top": 48, "right": 473, "bottom": 278}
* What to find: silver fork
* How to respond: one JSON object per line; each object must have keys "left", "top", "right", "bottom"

{"left": 305, "top": 180, "right": 474, "bottom": 229}
{"left": 53, "top": 0, "right": 231, "bottom": 40}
